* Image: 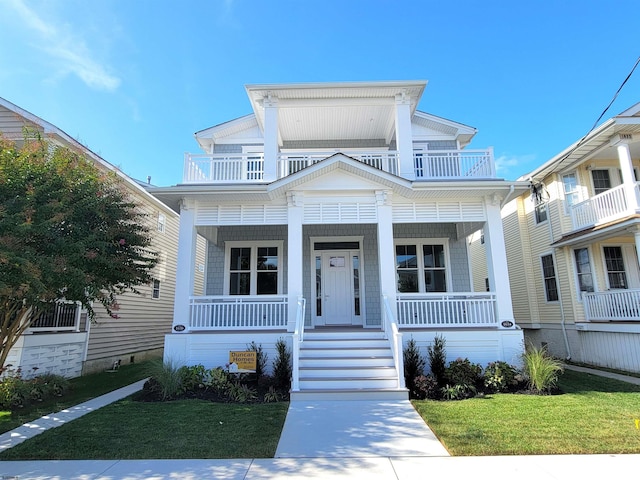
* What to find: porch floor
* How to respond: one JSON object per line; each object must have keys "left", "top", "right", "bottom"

{"left": 275, "top": 399, "right": 449, "bottom": 458}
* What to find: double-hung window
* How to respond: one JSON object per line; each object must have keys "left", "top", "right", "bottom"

{"left": 395, "top": 240, "right": 449, "bottom": 293}
{"left": 603, "top": 246, "right": 627, "bottom": 289}
{"left": 226, "top": 242, "right": 282, "bottom": 295}
{"left": 562, "top": 173, "right": 580, "bottom": 213}
{"left": 573, "top": 248, "right": 594, "bottom": 294}
{"left": 541, "top": 254, "right": 559, "bottom": 302}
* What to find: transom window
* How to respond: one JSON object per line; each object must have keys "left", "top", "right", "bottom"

{"left": 225, "top": 242, "right": 282, "bottom": 295}
{"left": 395, "top": 240, "right": 449, "bottom": 293}
{"left": 541, "top": 254, "right": 559, "bottom": 302}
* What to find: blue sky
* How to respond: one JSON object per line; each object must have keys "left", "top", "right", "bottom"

{"left": 1, "top": 0, "right": 639, "bottom": 186}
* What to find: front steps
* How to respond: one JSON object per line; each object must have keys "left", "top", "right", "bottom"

{"left": 291, "top": 330, "right": 408, "bottom": 401}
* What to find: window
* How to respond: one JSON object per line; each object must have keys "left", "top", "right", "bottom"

{"left": 157, "top": 213, "right": 166, "bottom": 233}
{"left": 480, "top": 229, "right": 485, "bottom": 244}
{"left": 591, "top": 170, "right": 611, "bottom": 195}
{"left": 226, "top": 243, "right": 281, "bottom": 295}
{"left": 603, "top": 246, "right": 627, "bottom": 289}
{"left": 573, "top": 248, "right": 594, "bottom": 293}
{"left": 562, "top": 173, "right": 580, "bottom": 211}
{"left": 535, "top": 202, "right": 548, "bottom": 224}
{"left": 152, "top": 279, "right": 161, "bottom": 299}
{"left": 395, "top": 240, "right": 448, "bottom": 293}
{"left": 541, "top": 254, "right": 559, "bottom": 302}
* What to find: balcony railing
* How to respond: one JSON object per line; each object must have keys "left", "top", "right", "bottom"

{"left": 182, "top": 148, "right": 495, "bottom": 183}
{"left": 28, "top": 301, "right": 81, "bottom": 333}
{"left": 396, "top": 293, "right": 498, "bottom": 327}
{"left": 570, "top": 183, "right": 640, "bottom": 230}
{"left": 188, "top": 296, "right": 288, "bottom": 331}
{"left": 583, "top": 289, "right": 640, "bottom": 322}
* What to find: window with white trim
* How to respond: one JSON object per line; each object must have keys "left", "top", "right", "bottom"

{"left": 562, "top": 173, "right": 580, "bottom": 213}
{"left": 573, "top": 248, "right": 594, "bottom": 294}
{"left": 591, "top": 169, "right": 612, "bottom": 195}
{"left": 225, "top": 242, "right": 282, "bottom": 295}
{"left": 541, "top": 254, "right": 559, "bottom": 302}
{"left": 157, "top": 213, "right": 166, "bottom": 233}
{"left": 535, "top": 202, "right": 548, "bottom": 224}
{"left": 603, "top": 246, "right": 627, "bottom": 289}
{"left": 395, "top": 240, "right": 449, "bottom": 293}
{"left": 152, "top": 279, "right": 161, "bottom": 299}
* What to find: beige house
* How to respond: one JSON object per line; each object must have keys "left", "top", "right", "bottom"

{"left": 472, "top": 103, "right": 640, "bottom": 373}
{"left": 0, "top": 97, "right": 204, "bottom": 376}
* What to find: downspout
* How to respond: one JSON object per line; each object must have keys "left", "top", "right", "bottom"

{"left": 545, "top": 179, "right": 572, "bottom": 360}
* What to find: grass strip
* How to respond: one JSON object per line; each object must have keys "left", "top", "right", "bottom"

{"left": 413, "top": 370, "right": 640, "bottom": 455}
{"left": 0, "top": 399, "right": 289, "bottom": 460}
{"left": 0, "top": 361, "right": 151, "bottom": 434}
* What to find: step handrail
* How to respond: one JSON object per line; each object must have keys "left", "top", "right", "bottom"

{"left": 382, "top": 294, "right": 406, "bottom": 389}
{"left": 291, "top": 295, "right": 306, "bottom": 392}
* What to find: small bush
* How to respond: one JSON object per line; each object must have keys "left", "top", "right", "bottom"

{"left": 427, "top": 334, "right": 447, "bottom": 386}
{"left": 247, "top": 341, "right": 268, "bottom": 378}
{"left": 272, "top": 338, "right": 292, "bottom": 391}
{"left": 226, "top": 382, "right": 258, "bottom": 403}
{"left": 0, "top": 368, "right": 69, "bottom": 409}
{"left": 146, "top": 359, "right": 183, "bottom": 400}
{"left": 413, "top": 374, "right": 441, "bottom": 400}
{"left": 180, "top": 364, "right": 207, "bottom": 393}
{"left": 444, "top": 358, "right": 483, "bottom": 391}
{"left": 522, "top": 344, "right": 563, "bottom": 394}
{"left": 403, "top": 337, "right": 426, "bottom": 398}
{"left": 441, "top": 382, "right": 477, "bottom": 400}
{"left": 484, "top": 361, "right": 519, "bottom": 393}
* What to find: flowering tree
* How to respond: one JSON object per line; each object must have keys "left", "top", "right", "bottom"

{"left": 0, "top": 136, "right": 157, "bottom": 368}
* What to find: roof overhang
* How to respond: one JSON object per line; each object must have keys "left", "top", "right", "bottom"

{"left": 551, "top": 215, "right": 640, "bottom": 248}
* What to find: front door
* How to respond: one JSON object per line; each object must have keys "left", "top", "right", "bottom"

{"left": 323, "top": 251, "right": 353, "bottom": 325}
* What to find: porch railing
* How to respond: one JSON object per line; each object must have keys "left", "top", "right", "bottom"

{"left": 28, "top": 301, "right": 81, "bottom": 333}
{"left": 583, "top": 289, "right": 640, "bottom": 322}
{"left": 396, "top": 293, "right": 498, "bottom": 327}
{"left": 570, "top": 183, "right": 640, "bottom": 231}
{"left": 182, "top": 148, "right": 496, "bottom": 183}
{"left": 291, "top": 296, "right": 306, "bottom": 392}
{"left": 188, "top": 295, "right": 288, "bottom": 330}
{"left": 382, "top": 295, "right": 406, "bottom": 390}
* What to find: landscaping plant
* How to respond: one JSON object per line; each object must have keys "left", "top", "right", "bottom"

{"left": 272, "top": 337, "right": 292, "bottom": 392}
{"left": 403, "top": 337, "right": 426, "bottom": 398}
{"left": 427, "top": 334, "right": 447, "bottom": 386}
{"left": 521, "top": 344, "right": 564, "bottom": 394}
{"left": 247, "top": 341, "right": 268, "bottom": 378}
{"left": 144, "top": 359, "right": 184, "bottom": 400}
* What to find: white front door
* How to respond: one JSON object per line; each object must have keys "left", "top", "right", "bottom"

{"left": 322, "top": 251, "right": 353, "bottom": 325}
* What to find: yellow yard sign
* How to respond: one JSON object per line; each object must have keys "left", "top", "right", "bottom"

{"left": 229, "top": 351, "right": 257, "bottom": 373}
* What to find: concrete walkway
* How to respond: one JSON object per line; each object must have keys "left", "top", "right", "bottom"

{"left": 0, "top": 366, "right": 638, "bottom": 479}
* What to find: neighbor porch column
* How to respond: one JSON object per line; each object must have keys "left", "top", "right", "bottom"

{"left": 173, "top": 199, "right": 197, "bottom": 333}
{"left": 483, "top": 195, "right": 516, "bottom": 328}
{"left": 287, "top": 192, "right": 304, "bottom": 332}
{"left": 395, "top": 93, "right": 415, "bottom": 180}
{"left": 611, "top": 136, "right": 640, "bottom": 213}
{"left": 263, "top": 96, "right": 279, "bottom": 182}
{"left": 376, "top": 190, "right": 397, "bottom": 319}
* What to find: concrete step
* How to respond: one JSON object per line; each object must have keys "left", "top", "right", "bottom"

{"left": 290, "top": 388, "right": 409, "bottom": 401}
{"left": 299, "top": 366, "right": 398, "bottom": 378}
{"left": 299, "top": 376, "right": 399, "bottom": 390}
{"left": 299, "top": 355, "right": 395, "bottom": 368}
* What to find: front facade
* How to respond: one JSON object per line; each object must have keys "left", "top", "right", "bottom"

{"left": 0, "top": 97, "right": 200, "bottom": 377}
{"left": 493, "top": 103, "right": 640, "bottom": 373}
{"left": 154, "top": 81, "right": 526, "bottom": 398}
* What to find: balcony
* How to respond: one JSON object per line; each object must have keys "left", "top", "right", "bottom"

{"left": 182, "top": 148, "right": 495, "bottom": 183}
{"left": 583, "top": 289, "right": 640, "bottom": 322}
{"left": 570, "top": 183, "right": 640, "bottom": 231}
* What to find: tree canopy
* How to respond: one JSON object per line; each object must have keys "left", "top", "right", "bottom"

{"left": 0, "top": 135, "right": 158, "bottom": 367}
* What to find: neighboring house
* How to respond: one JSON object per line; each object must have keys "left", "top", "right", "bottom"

{"left": 478, "top": 103, "right": 640, "bottom": 374}
{"left": 0, "top": 97, "right": 205, "bottom": 377}
{"left": 152, "top": 81, "right": 528, "bottom": 399}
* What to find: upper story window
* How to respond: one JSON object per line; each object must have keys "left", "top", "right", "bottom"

{"left": 395, "top": 240, "right": 449, "bottom": 293}
{"left": 535, "top": 202, "right": 548, "bottom": 224}
{"left": 157, "top": 213, "right": 166, "bottom": 233}
{"left": 540, "top": 254, "right": 559, "bottom": 302}
{"left": 225, "top": 242, "right": 282, "bottom": 295}
{"left": 591, "top": 169, "right": 611, "bottom": 195}
{"left": 562, "top": 173, "right": 580, "bottom": 212}
{"left": 152, "top": 279, "right": 161, "bottom": 299}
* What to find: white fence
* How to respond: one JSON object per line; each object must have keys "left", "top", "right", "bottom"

{"left": 396, "top": 293, "right": 497, "bottom": 327}
{"left": 570, "top": 184, "right": 636, "bottom": 230}
{"left": 188, "top": 296, "right": 288, "bottom": 330}
{"left": 583, "top": 289, "right": 640, "bottom": 321}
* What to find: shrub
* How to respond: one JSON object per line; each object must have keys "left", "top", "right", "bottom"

{"left": 413, "top": 374, "right": 441, "bottom": 400}
{"left": 226, "top": 382, "right": 258, "bottom": 403}
{"left": 272, "top": 338, "right": 292, "bottom": 391}
{"left": 263, "top": 386, "right": 281, "bottom": 403}
{"left": 441, "top": 382, "right": 476, "bottom": 400}
{"left": 427, "top": 335, "right": 447, "bottom": 386}
{"left": 484, "top": 361, "right": 519, "bottom": 393}
{"left": 521, "top": 344, "right": 563, "bottom": 394}
{"left": 247, "top": 341, "right": 268, "bottom": 378}
{"left": 444, "top": 358, "right": 483, "bottom": 390}
{"left": 206, "top": 367, "right": 232, "bottom": 395}
{"left": 146, "top": 359, "right": 184, "bottom": 400}
{"left": 180, "top": 364, "right": 207, "bottom": 393}
{"left": 403, "top": 337, "right": 426, "bottom": 398}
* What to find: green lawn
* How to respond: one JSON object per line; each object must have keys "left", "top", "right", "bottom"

{"left": 413, "top": 369, "right": 640, "bottom": 455}
{"left": 0, "top": 399, "right": 289, "bottom": 460}
{"left": 0, "top": 361, "right": 151, "bottom": 434}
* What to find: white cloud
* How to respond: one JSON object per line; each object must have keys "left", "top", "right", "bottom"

{"left": 494, "top": 153, "right": 537, "bottom": 178}
{"left": 6, "top": 0, "right": 121, "bottom": 92}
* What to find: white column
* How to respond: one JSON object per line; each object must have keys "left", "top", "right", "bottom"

{"left": 395, "top": 93, "right": 415, "bottom": 180}
{"left": 172, "top": 199, "right": 197, "bottom": 332}
{"left": 287, "top": 192, "right": 304, "bottom": 332}
{"left": 263, "top": 96, "right": 279, "bottom": 182}
{"left": 376, "top": 191, "right": 397, "bottom": 315}
{"left": 615, "top": 141, "right": 640, "bottom": 212}
{"left": 483, "top": 195, "right": 516, "bottom": 328}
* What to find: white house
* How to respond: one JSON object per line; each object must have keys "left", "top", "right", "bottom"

{"left": 486, "top": 103, "right": 640, "bottom": 373}
{"left": 152, "top": 81, "right": 527, "bottom": 399}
